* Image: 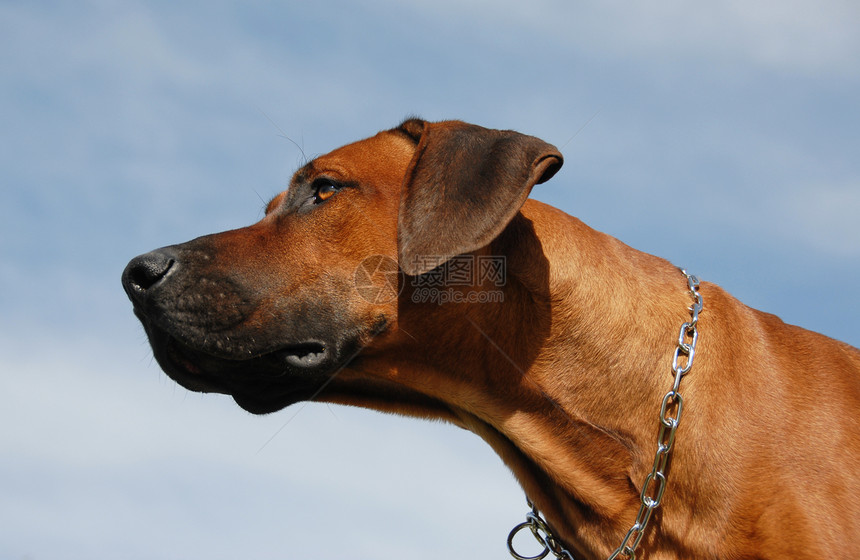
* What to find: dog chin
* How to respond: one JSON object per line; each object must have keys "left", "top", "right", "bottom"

{"left": 139, "top": 323, "right": 342, "bottom": 412}
{"left": 230, "top": 392, "right": 304, "bottom": 415}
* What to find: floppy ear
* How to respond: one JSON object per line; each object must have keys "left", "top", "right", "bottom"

{"left": 397, "top": 119, "right": 563, "bottom": 276}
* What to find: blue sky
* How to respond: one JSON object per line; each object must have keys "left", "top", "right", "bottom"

{"left": 2, "top": 1, "right": 858, "bottom": 559}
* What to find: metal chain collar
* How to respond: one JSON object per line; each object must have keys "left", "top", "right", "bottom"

{"left": 507, "top": 269, "right": 703, "bottom": 560}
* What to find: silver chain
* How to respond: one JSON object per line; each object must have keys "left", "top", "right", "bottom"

{"left": 507, "top": 269, "right": 703, "bottom": 560}
{"left": 507, "top": 499, "right": 575, "bottom": 560}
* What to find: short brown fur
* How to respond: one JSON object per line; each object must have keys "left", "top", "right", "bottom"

{"left": 123, "top": 120, "right": 860, "bottom": 559}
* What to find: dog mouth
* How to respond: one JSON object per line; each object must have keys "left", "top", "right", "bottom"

{"left": 129, "top": 296, "right": 387, "bottom": 415}
{"left": 165, "top": 337, "right": 328, "bottom": 377}
{"left": 143, "top": 322, "right": 338, "bottom": 414}
{"left": 281, "top": 342, "right": 328, "bottom": 369}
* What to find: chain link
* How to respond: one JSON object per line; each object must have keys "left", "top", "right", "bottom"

{"left": 508, "top": 269, "right": 702, "bottom": 560}
{"left": 507, "top": 500, "right": 575, "bottom": 560}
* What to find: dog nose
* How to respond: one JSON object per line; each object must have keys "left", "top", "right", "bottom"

{"left": 122, "top": 249, "right": 175, "bottom": 302}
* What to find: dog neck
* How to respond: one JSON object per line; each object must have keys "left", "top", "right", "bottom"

{"left": 340, "top": 202, "right": 697, "bottom": 558}
{"left": 470, "top": 204, "right": 694, "bottom": 557}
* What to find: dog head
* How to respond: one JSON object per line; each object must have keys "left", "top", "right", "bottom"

{"left": 122, "top": 119, "right": 562, "bottom": 415}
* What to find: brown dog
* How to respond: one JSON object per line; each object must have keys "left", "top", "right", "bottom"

{"left": 122, "top": 119, "right": 860, "bottom": 559}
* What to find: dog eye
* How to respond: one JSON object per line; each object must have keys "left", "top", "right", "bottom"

{"left": 313, "top": 179, "right": 341, "bottom": 203}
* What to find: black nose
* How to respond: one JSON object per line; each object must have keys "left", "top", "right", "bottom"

{"left": 122, "top": 249, "right": 175, "bottom": 302}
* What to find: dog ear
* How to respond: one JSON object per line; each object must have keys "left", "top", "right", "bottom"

{"left": 397, "top": 119, "right": 563, "bottom": 276}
